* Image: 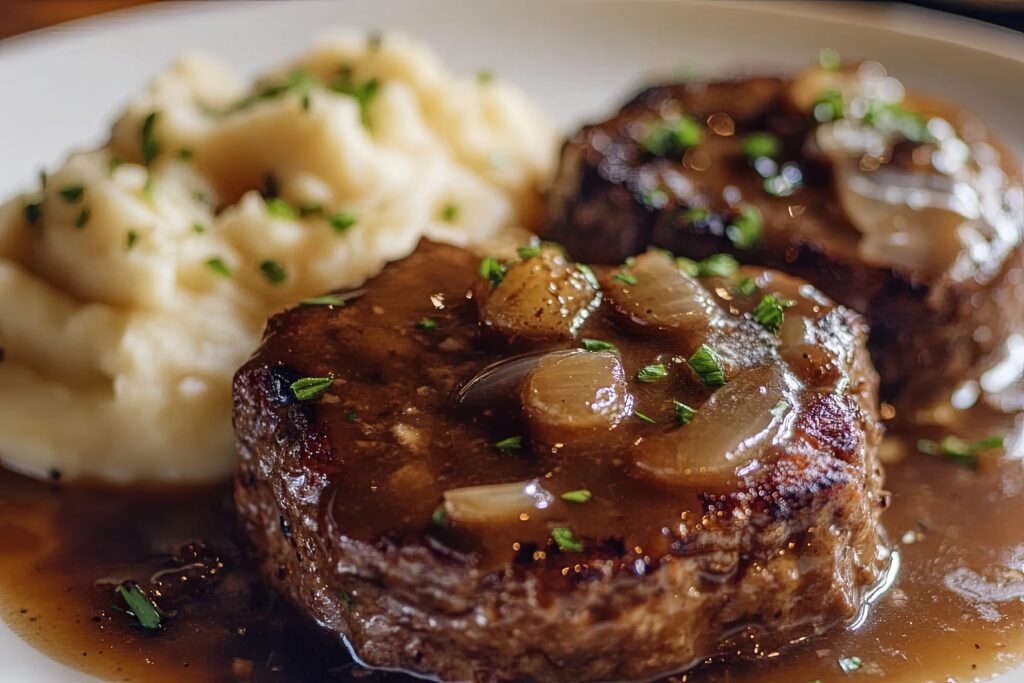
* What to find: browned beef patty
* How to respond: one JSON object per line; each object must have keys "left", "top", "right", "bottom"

{"left": 542, "top": 64, "right": 1024, "bottom": 399}
{"left": 233, "top": 240, "right": 887, "bottom": 682}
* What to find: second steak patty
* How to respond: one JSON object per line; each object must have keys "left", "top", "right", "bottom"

{"left": 542, "top": 62, "right": 1024, "bottom": 399}
{"left": 234, "top": 241, "right": 888, "bottom": 682}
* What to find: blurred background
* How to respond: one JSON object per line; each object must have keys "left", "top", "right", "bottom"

{"left": 1, "top": 0, "right": 1023, "bottom": 41}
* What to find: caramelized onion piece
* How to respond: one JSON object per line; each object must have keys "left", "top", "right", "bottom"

{"left": 443, "top": 479, "right": 555, "bottom": 525}
{"left": 523, "top": 349, "right": 633, "bottom": 449}
{"left": 605, "top": 251, "right": 722, "bottom": 336}
{"left": 633, "top": 366, "right": 788, "bottom": 487}
{"left": 477, "top": 246, "right": 599, "bottom": 342}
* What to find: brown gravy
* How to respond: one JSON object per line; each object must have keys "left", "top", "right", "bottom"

{"left": 1, "top": 421, "right": 1023, "bottom": 682}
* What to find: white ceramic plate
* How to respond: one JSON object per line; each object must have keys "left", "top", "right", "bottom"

{"left": 1, "top": 1, "right": 1023, "bottom": 680}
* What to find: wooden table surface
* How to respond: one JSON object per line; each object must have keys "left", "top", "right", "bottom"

{"left": 1, "top": 0, "right": 160, "bottom": 41}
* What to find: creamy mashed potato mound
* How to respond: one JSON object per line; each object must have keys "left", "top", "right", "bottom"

{"left": 0, "top": 34, "right": 556, "bottom": 482}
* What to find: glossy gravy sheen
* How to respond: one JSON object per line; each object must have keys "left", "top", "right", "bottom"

{"left": 0, "top": 419, "right": 1022, "bottom": 682}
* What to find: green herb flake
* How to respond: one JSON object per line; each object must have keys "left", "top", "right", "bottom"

{"left": 301, "top": 294, "right": 346, "bottom": 306}
{"left": 697, "top": 253, "right": 739, "bottom": 278}
{"left": 290, "top": 376, "right": 334, "bottom": 402}
{"left": 742, "top": 132, "right": 782, "bottom": 160}
{"left": 192, "top": 222, "right": 207, "bottom": 234}
{"left": 367, "top": 30, "right": 383, "bottom": 51}
{"left": 479, "top": 256, "right": 506, "bottom": 288}
{"left": 301, "top": 92, "right": 311, "bottom": 112}
{"left": 642, "top": 115, "right": 703, "bottom": 156}
{"left": 176, "top": 148, "right": 194, "bottom": 161}
{"left": 299, "top": 204, "right": 324, "bottom": 218}
{"left": 495, "top": 435, "right": 523, "bottom": 452}
{"left": 346, "top": 411, "right": 359, "bottom": 423}
{"left": 770, "top": 400, "right": 790, "bottom": 419}
{"left": 819, "top": 47, "right": 842, "bottom": 72}
{"left": 550, "top": 526, "right": 584, "bottom": 552}
{"left": 330, "top": 70, "right": 380, "bottom": 128}
{"left": 813, "top": 89, "right": 845, "bottom": 123}
{"left": 440, "top": 203, "right": 459, "bottom": 222}
{"left": 516, "top": 245, "right": 542, "bottom": 260}
{"left": 415, "top": 317, "right": 439, "bottom": 331}
{"left": 142, "top": 173, "right": 155, "bottom": 201}
{"left": 58, "top": 185, "right": 84, "bottom": 203}
{"left": 838, "top": 655, "right": 863, "bottom": 674}
{"left": 329, "top": 212, "right": 357, "bottom": 233}
{"left": 688, "top": 344, "right": 726, "bottom": 386}
{"left": 863, "top": 101, "right": 931, "bottom": 143}
{"left": 737, "top": 277, "right": 758, "bottom": 296}
{"left": 917, "top": 434, "right": 1004, "bottom": 467}
{"left": 205, "top": 257, "right": 231, "bottom": 278}
{"left": 726, "top": 205, "right": 763, "bottom": 249}
{"left": 259, "top": 259, "right": 287, "bottom": 284}
{"left": 560, "top": 490, "right": 592, "bottom": 504}
{"left": 673, "top": 400, "right": 696, "bottom": 426}
{"left": 637, "top": 363, "right": 668, "bottom": 383}
{"left": 753, "top": 294, "right": 794, "bottom": 334}
{"left": 23, "top": 202, "right": 41, "bottom": 226}
{"left": 339, "top": 590, "right": 355, "bottom": 614}
{"left": 613, "top": 272, "right": 638, "bottom": 286}
{"left": 677, "top": 257, "right": 699, "bottom": 276}
{"left": 265, "top": 197, "right": 298, "bottom": 221}
{"left": 477, "top": 69, "right": 494, "bottom": 84}
{"left": 140, "top": 111, "right": 161, "bottom": 166}
{"left": 684, "top": 207, "right": 710, "bottom": 223}
{"left": 582, "top": 338, "right": 617, "bottom": 353}
{"left": 126, "top": 230, "right": 139, "bottom": 249}
{"left": 108, "top": 157, "right": 123, "bottom": 177}
{"left": 431, "top": 506, "right": 447, "bottom": 527}
{"left": 115, "top": 582, "right": 163, "bottom": 630}
{"left": 633, "top": 410, "right": 657, "bottom": 425}
{"left": 74, "top": 207, "right": 91, "bottom": 229}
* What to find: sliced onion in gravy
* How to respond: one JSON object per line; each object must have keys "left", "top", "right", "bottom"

{"left": 443, "top": 479, "right": 555, "bottom": 525}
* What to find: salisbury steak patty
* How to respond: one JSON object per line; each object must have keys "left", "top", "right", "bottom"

{"left": 234, "top": 241, "right": 887, "bottom": 682}
{"left": 543, "top": 62, "right": 1024, "bottom": 398}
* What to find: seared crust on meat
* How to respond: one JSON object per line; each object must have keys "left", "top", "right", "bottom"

{"left": 234, "top": 241, "right": 886, "bottom": 682}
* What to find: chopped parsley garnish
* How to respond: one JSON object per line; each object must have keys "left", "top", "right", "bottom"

{"left": 330, "top": 69, "right": 380, "bottom": 128}
{"left": 726, "top": 205, "right": 763, "bottom": 249}
{"left": 440, "top": 203, "right": 459, "bottom": 222}
{"left": 863, "top": 101, "right": 930, "bottom": 143}
{"left": 339, "top": 590, "right": 355, "bottom": 614}
{"left": 329, "top": 212, "right": 357, "bottom": 233}
{"left": 737, "top": 277, "right": 758, "bottom": 296}
{"left": 633, "top": 409, "right": 657, "bottom": 425}
{"left": 561, "top": 489, "right": 592, "bottom": 503}
{"left": 477, "top": 69, "right": 494, "bottom": 84}
{"left": 917, "top": 434, "right": 1004, "bottom": 468}
{"left": 818, "top": 47, "right": 842, "bottom": 72}
{"left": 192, "top": 222, "right": 207, "bottom": 234}
{"left": 688, "top": 344, "right": 726, "bottom": 386}
{"left": 752, "top": 294, "right": 794, "bottom": 334}
{"left": 684, "top": 207, "right": 710, "bottom": 223}
{"left": 676, "top": 257, "right": 699, "bottom": 276}
{"left": 229, "top": 69, "right": 319, "bottom": 113}
{"left": 58, "top": 185, "right": 84, "bottom": 203}
{"left": 176, "top": 148, "right": 194, "bottom": 161}
{"left": 641, "top": 115, "right": 703, "bottom": 156}
{"left": 581, "top": 338, "right": 617, "bottom": 352}
{"left": 300, "top": 294, "right": 346, "bottom": 306}
{"left": 641, "top": 187, "right": 669, "bottom": 209}
{"left": 576, "top": 262, "right": 599, "bottom": 287}
{"left": 142, "top": 173, "right": 155, "bottom": 201}
{"left": 516, "top": 245, "right": 542, "bottom": 260}
{"left": 140, "top": 111, "right": 161, "bottom": 166}
{"left": 265, "top": 197, "right": 298, "bottom": 220}
{"left": 613, "top": 272, "right": 638, "bottom": 286}
{"left": 290, "top": 376, "right": 334, "bottom": 401}
{"left": 299, "top": 204, "right": 324, "bottom": 217}
{"left": 23, "top": 202, "right": 41, "bottom": 226}
{"left": 742, "top": 132, "right": 781, "bottom": 160}
{"left": 205, "top": 257, "right": 231, "bottom": 277}
{"left": 74, "top": 207, "right": 91, "bottom": 229}
{"left": 838, "top": 655, "right": 863, "bottom": 674}
{"left": 115, "top": 582, "right": 163, "bottom": 630}
{"left": 126, "top": 230, "right": 139, "bottom": 249}
{"left": 259, "top": 259, "right": 287, "bottom": 284}
{"left": 550, "top": 527, "right": 583, "bottom": 552}
{"left": 346, "top": 411, "right": 359, "bottom": 423}
{"left": 495, "top": 435, "right": 523, "bottom": 452}
{"left": 478, "top": 256, "right": 506, "bottom": 288}
{"left": 770, "top": 400, "right": 790, "bottom": 419}
{"left": 673, "top": 400, "right": 696, "bottom": 426}
{"left": 415, "top": 317, "right": 439, "bottom": 331}
{"left": 813, "top": 89, "right": 844, "bottom": 123}
{"left": 431, "top": 506, "right": 448, "bottom": 526}
{"left": 696, "top": 253, "right": 739, "bottom": 278}
{"left": 637, "top": 363, "right": 668, "bottom": 383}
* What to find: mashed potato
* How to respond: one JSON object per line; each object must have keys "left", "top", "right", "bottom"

{"left": 0, "top": 33, "right": 556, "bottom": 482}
